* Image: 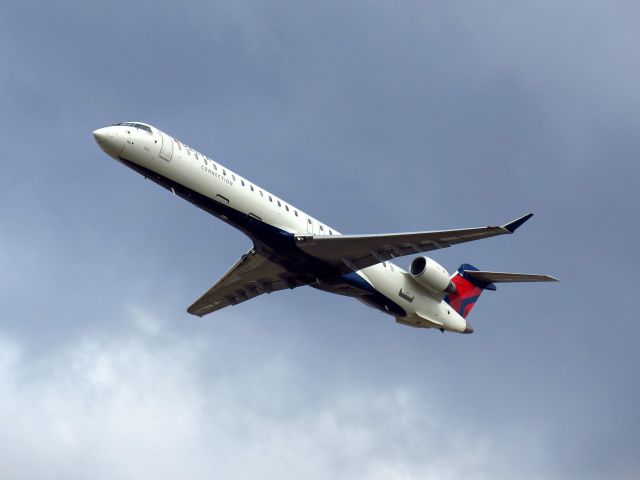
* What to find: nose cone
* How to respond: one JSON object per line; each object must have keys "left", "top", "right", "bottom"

{"left": 462, "top": 322, "right": 474, "bottom": 334}
{"left": 93, "top": 127, "right": 125, "bottom": 158}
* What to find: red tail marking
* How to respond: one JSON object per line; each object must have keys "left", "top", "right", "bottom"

{"left": 445, "top": 274, "right": 483, "bottom": 318}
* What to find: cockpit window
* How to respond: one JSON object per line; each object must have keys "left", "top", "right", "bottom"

{"left": 115, "top": 122, "right": 152, "bottom": 133}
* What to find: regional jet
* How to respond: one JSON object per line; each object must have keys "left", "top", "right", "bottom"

{"left": 93, "top": 122, "right": 557, "bottom": 334}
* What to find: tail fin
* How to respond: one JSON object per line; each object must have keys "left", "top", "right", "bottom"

{"left": 444, "top": 264, "right": 496, "bottom": 319}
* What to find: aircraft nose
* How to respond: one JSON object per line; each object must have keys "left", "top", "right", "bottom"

{"left": 93, "top": 127, "right": 125, "bottom": 158}
{"left": 92, "top": 128, "right": 107, "bottom": 143}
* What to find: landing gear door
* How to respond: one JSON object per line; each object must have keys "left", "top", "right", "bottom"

{"left": 158, "top": 132, "right": 174, "bottom": 162}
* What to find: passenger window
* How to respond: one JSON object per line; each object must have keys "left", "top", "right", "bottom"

{"left": 319, "top": 225, "right": 324, "bottom": 232}
{"left": 223, "top": 169, "right": 226, "bottom": 176}
{"left": 285, "top": 205, "right": 289, "bottom": 212}
{"left": 232, "top": 174, "right": 235, "bottom": 181}
{"left": 329, "top": 230, "right": 333, "bottom": 235}
{"left": 195, "top": 153, "right": 199, "bottom": 160}
{"left": 250, "top": 185, "right": 254, "bottom": 191}
{"left": 259, "top": 191, "right": 263, "bottom": 197}
{"left": 277, "top": 200, "right": 281, "bottom": 207}
{"left": 294, "top": 210, "right": 298, "bottom": 217}
{"left": 241, "top": 180, "right": 245, "bottom": 186}
{"left": 269, "top": 196, "right": 273, "bottom": 202}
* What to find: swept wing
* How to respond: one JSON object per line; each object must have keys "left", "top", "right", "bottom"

{"left": 295, "top": 213, "right": 534, "bottom": 274}
{"left": 187, "top": 249, "right": 305, "bottom": 317}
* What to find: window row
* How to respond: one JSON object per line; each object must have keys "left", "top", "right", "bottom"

{"left": 175, "top": 139, "right": 333, "bottom": 234}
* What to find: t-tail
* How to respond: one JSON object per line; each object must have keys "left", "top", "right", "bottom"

{"left": 444, "top": 263, "right": 558, "bottom": 321}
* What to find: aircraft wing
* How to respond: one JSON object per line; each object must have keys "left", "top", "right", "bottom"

{"left": 187, "top": 249, "right": 304, "bottom": 317}
{"left": 295, "top": 213, "right": 535, "bottom": 273}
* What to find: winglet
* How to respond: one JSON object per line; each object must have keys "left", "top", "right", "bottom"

{"left": 502, "top": 213, "right": 534, "bottom": 233}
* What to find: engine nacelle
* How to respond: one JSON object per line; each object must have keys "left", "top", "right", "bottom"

{"left": 409, "top": 256, "right": 456, "bottom": 294}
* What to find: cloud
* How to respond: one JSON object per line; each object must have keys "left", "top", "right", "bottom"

{"left": 0, "top": 307, "right": 545, "bottom": 480}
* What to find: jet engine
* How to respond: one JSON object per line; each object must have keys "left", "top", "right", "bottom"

{"left": 409, "top": 256, "right": 456, "bottom": 294}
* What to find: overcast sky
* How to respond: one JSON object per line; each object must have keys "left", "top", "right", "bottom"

{"left": 1, "top": 1, "right": 639, "bottom": 478}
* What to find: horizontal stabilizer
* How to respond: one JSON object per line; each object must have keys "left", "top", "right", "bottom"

{"left": 464, "top": 270, "right": 559, "bottom": 284}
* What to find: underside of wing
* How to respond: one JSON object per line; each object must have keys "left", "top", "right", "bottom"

{"left": 295, "top": 213, "right": 534, "bottom": 274}
{"left": 187, "top": 249, "right": 306, "bottom": 317}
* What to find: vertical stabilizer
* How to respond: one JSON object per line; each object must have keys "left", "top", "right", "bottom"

{"left": 444, "top": 264, "right": 496, "bottom": 319}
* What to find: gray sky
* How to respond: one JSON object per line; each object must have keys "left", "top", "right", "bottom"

{"left": 1, "top": 1, "right": 639, "bottom": 478}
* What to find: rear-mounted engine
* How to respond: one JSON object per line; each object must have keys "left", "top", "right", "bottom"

{"left": 409, "top": 256, "right": 456, "bottom": 294}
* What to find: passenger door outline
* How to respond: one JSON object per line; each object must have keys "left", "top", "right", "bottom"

{"left": 158, "top": 132, "right": 174, "bottom": 162}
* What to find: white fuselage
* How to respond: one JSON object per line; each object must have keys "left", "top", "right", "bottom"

{"left": 93, "top": 122, "right": 468, "bottom": 333}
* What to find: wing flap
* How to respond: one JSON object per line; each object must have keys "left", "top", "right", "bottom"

{"left": 295, "top": 213, "right": 534, "bottom": 273}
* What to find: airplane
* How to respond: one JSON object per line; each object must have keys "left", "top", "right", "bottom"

{"left": 93, "top": 121, "right": 557, "bottom": 334}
